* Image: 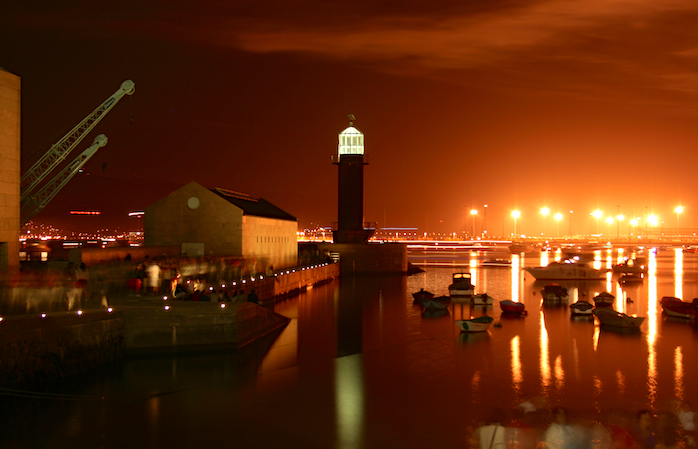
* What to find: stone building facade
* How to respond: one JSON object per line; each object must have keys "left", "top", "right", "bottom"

{"left": 144, "top": 181, "right": 297, "bottom": 269}
{"left": 0, "top": 67, "right": 20, "bottom": 273}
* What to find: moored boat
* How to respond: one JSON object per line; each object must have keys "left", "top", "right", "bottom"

{"left": 449, "top": 272, "right": 475, "bottom": 297}
{"left": 412, "top": 289, "right": 435, "bottom": 304}
{"left": 500, "top": 299, "right": 526, "bottom": 314}
{"left": 541, "top": 284, "right": 569, "bottom": 302}
{"left": 456, "top": 316, "right": 494, "bottom": 332}
{"left": 472, "top": 293, "right": 494, "bottom": 305}
{"left": 593, "top": 292, "right": 615, "bottom": 307}
{"left": 660, "top": 296, "right": 698, "bottom": 319}
{"left": 619, "top": 273, "right": 644, "bottom": 284}
{"left": 569, "top": 300, "right": 594, "bottom": 316}
{"left": 525, "top": 260, "right": 608, "bottom": 280}
{"left": 612, "top": 259, "right": 647, "bottom": 274}
{"left": 482, "top": 258, "right": 512, "bottom": 268}
{"left": 421, "top": 296, "right": 451, "bottom": 310}
{"left": 593, "top": 308, "right": 645, "bottom": 329}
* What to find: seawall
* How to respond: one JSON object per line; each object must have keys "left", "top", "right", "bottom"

{"left": 0, "top": 263, "right": 340, "bottom": 386}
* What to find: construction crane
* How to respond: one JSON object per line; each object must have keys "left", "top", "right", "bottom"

{"left": 20, "top": 79, "right": 135, "bottom": 202}
{"left": 20, "top": 134, "right": 108, "bottom": 225}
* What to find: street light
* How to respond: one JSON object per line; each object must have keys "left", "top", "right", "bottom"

{"left": 606, "top": 216, "right": 614, "bottom": 236}
{"left": 630, "top": 218, "right": 639, "bottom": 239}
{"left": 470, "top": 209, "right": 478, "bottom": 238}
{"left": 592, "top": 210, "right": 603, "bottom": 234}
{"left": 483, "top": 204, "right": 488, "bottom": 237}
{"left": 675, "top": 206, "right": 683, "bottom": 238}
{"left": 541, "top": 207, "right": 550, "bottom": 237}
{"left": 569, "top": 210, "right": 574, "bottom": 238}
{"left": 512, "top": 210, "right": 520, "bottom": 238}
{"left": 616, "top": 214, "right": 624, "bottom": 240}
{"left": 647, "top": 214, "right": 658, "bottom": 239}
{"left": 554, "top": 213, "right": 562, "bottom": 238}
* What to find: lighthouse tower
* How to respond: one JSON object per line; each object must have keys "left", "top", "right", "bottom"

{"left": 333, "top": 115, "right": 374, "bottom": 244}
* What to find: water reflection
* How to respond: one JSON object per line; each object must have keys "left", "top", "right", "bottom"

{"left": 335, "top": 356, "right": 364, "bottom": 449}
{"left": 675, "top": 346, "right": 684, "bottom": 402}
{"left": 511, "top": 335, "right": 522, "bottom": 393}
{"left": 4, "top": 246, "right": 698, "bottom": 448}
{"left": 675, "top": 248, "right": 684, "bottom": 300}
{"left": 540, "top": 311, "right": 551, "bottom": 391}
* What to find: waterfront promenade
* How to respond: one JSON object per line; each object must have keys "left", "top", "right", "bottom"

{"left": 0, "top": 261, "right": 339, "bottom": 386}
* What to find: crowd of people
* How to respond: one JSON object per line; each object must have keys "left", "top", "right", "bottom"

{"left": 127, "top": 255, "right": 267, "bottom": 305}
{"left": 0, "top": 253, "right": 285, "bottom": 313}
{"left": 470, "top": 397, "right": 695, "bottom": 449}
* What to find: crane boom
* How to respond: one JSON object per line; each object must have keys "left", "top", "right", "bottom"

{"left": 20, "top": 80, "right": 135, "bottom": 201}
{"left": 20, "top": 135, "right": 108, "bottom": 225}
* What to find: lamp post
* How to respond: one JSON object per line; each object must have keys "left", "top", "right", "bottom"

{"left": 616, "top": 214, "right": 624, "bottom": 240}
{"left": 675, "top": 206, "right": 683, "bottom": 238}
{"left": 483, "top": 204, "right": 488, "bottom": 237}
{"left": 554, "top": 213, "right": 562, "bottom": 238}
{"left": 592, "top": 210, "right": 602, "bottom": 234}
{"left": 630, "top": 218, "right": 638, "bottom": 239}
{"left": 470, "top": 209, "right": 478, "bottom": 238}
{"left": 569, "top": 210, "right": 573, "bottom": 238}
{"left": 541, "top": 207, "right": 550, "bottom": 237}
{"left": 512, "top": 210, "right": 520, "bottom": 238}
{"left": 648, "top": 214, "right": 658, "bottom": 238}
{"left": 606, "top": 216, "right": 614, "bottom": 236}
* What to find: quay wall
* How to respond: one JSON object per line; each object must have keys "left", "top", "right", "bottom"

{"left": 0, "top": 263, "right": 339, "bottom": 384}
{"left": 0, "top": 310, "right": 125, "bottom": 386}
{"left": 121, "top": 301, "right": 289, "bottom": 355}
{"left": 245, "top": 262, "right": 340, "bottom": 304}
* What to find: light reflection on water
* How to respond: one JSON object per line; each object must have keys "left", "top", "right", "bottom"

{"left": 2, "top": 247, "right": 698, "bottom": 448}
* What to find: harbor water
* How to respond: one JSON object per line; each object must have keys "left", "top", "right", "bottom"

{"left": 2, "top": 246, "right": 697, "bottom": 448}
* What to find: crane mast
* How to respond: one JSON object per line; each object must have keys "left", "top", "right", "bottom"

{"left": 20, "top": 135, "right": 108, "bottom": 225}
{"left": 20, "top": 80, "right": 135, "bottom": 201}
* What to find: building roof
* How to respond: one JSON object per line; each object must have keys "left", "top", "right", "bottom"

{"left": 210, "top": 187, "right": 297, "bottom": 222}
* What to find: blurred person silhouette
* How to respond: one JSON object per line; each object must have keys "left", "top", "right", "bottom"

{"left": 544, "top": 407, "right": 580, "bottom": 449}
{"left": 630, "top": 410, "right": 656, "bottom": 449}
{"left": 471, "top": 408, "right": 509, "bottom": 449}
{"left": 678, "top": 401, "right": 696, "bottom": 446}
{"left": 247, "top": 289, "right": 259, "bottom": 305}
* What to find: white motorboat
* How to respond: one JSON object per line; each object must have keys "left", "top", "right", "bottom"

{"left": 611, "top": 259, "right": 647, "bottom": 274}
{"left": 472, "top": 293, "right": 494, "bottom": 305}
{"left": 524, "top": 260, "right": 608, "bottom": 280}
{"left": 449, "top": 272, "right": 475, "bottom": 296}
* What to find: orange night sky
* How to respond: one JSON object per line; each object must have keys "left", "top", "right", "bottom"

{"left": 3, "top": 1, "right": 698, "bottom": 237}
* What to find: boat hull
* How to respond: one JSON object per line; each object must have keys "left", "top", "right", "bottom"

{"left": 593, "top": 308, "right": 645, "bottom": 328}
{"left": 660, "top": 296, "right": 697, "bottom": 319}
{"left": 500, "top": 300, "right": 525, "bottom": 314}
{"left": 412, "top": 290, "right": 435, "bottom": 304}
{"left": 593, "top": 292, "right": 615, "bottom": 307}
{"left": 456, "top": 317, "right": 494, "bottom": 333}
{"left": 422, "top": 296, "right": 451, "bottom": 310}
{"left": 449, "top": 287, "right": 474, "bottom": 297}
{"left": 472, "top": 293, "right": 494, "bottom": 305}
{"left": 541, "top": 284, "right": 569, "bottom": 302}
{"left": 449, "top": 272, "right": 475, "bottom": 297}
{"left": 570, "top": 301, "right": 594, "bottom": 315}
{"left": 525, "top": 263, "right": 607, "bottom": 280}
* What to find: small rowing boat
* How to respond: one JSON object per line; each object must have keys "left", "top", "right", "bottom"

{"left": 456, "top": 316, "right": 494, "bottom": 333}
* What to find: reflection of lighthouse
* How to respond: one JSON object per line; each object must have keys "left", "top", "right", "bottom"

{"left": 333, "top": 115, "right": 374, "bottom": 244}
